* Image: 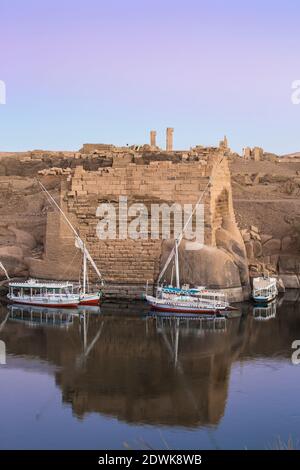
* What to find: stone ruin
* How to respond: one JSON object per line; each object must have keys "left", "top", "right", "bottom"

{"left": 243, "top": 146, "right": 264, "bottom": 161}
{"left": 25, "top": 147, "right": 249, "bottom": 301}
{"left": 1, "top": 132, "right": 300, "bottom": 300}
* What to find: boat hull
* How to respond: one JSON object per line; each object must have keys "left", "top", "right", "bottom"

{"left": 146, "top": 298, "right": 227, "bottom": 314}
{"left": 150, "top": 304, "right": 221, "bottom": 314}
{"left": 79, "top": 293, "right": 101, "bottom": 306}
{"left": 253, "top": 293, "right": 277, "bottom": 304}
{"left": 7, "top": 298, "right": 79, "bottom": 308}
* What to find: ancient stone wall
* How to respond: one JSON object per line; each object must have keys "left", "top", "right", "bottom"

{"left": 26, "top": 153, "right": 248, "bottom": 300}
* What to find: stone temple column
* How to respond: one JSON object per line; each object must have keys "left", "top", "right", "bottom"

{"left": 150, "top": 130, "right": 156, "bottom": 147}
{"left": 166, "top": 127, "right": 174, "bottom": 151}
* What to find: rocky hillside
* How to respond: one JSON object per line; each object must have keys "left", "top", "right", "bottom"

{"left": 230, "top": 157, "right": 300, "bottom": 288}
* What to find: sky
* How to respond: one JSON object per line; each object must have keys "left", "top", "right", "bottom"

{"left": 0, "top": 0, "right": 300, "bottom": 154}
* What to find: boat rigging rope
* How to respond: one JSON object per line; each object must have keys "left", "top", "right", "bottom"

{"left": 157, "top": 153, "right": 225, "bottom": 287}
{"left": 36, "top": 178, "right": 104, "bottom": 285}
{"left": 60, "top": 248, "right": 81, "bottom": 282}
{"left": 0, "top": 261, "right": 10, "bottom": 281}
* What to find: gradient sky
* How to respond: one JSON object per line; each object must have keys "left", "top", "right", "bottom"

{"left": 0, "top": 0, "right": 300, "bottom": 154}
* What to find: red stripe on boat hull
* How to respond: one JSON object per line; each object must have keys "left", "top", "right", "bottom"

{"left": 79, "top": 299, "right": 100, "bottom": 306}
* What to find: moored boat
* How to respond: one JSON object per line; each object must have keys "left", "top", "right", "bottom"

{"left": 146, "top": 293, "right": 231, "bottom": 314}
{"left": 145, "top": 154, "right": 237, "bottom": 315}
{"left": 144, "top": 158, "right": 237, "bottom": 315}
{"left": 79, "top": 291, "right": 102, "bottom": 306}
{"left": 252, "top": 276, "right": 278, "bottom": 303}
{"left": 7, "top": 279, "right": 79, "bottom": 308}
{"left": 38, "top": 180, "right": 104, "bottom": 305}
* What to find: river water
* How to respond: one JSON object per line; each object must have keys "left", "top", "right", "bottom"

{"left": 0, "top": 294, "right": 299, "bottom": 450}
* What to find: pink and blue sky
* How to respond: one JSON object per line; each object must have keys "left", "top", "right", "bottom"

{"left": 0, "top": 0, "right": 300, "bottom": 153}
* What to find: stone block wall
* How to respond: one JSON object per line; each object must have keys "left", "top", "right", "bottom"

{"left": 27, "top": 153, "right": 241, "bottom": 298}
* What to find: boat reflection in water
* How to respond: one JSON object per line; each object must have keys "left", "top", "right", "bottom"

{"left": 7, "top": 304, "right": 101, "bottom": 329}
{"left": 147, "top": 312, "right": 227, "bottom": 367}
{"left": 8, "top": 304, "right": 77, "bottom": 328}
{"left": 0, "top": 295, "right": 300, "bottom": 449}
{"left": 252, "top": 300, "right": 277, "bottom": 321}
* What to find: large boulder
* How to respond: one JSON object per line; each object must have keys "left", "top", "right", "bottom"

{"left": 253, "top": 240, "right": 262, "bottom": 257}
{"left": 280, "top": 274, "right": 300, "bottom": 289}
{"left": 8, "top": 226, "right": 37, "bottom": 250}
{"left": 281, "top": 235, "right": 298, "bottom": 253}
{"left": 215, "top": 223, "right": 249, "bottom": 287}
{"left": 160, "top": 240, "right": 243, "bottom": 289}
{"left": 0, "top": 245, "right": 28, "bottom": 277}
{"left": 245, "top": 241, "right": 254, "bottom": 260}
{"left": 278, "top": 254, "right": 300, "bottom": 274}
{"left": 263, "top": 238, "right": 281, "bottom": 256}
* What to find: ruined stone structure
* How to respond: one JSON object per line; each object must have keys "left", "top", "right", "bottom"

{"left": 80, "top": 143, "right": 115, "bottom": 154}
{"left": 150, "top": 130, "right": 157, "bottom": 147}
{"left": 21, "top": 150, "right": 249, "bottom": 301}
{"left": 219, "top": 135, "right": 228, "bottom": 150}
{"left": 166, "top": 127, "right": 174, "bottom": 151}
{"left": 243, "top": 146, "right": 264, "bottom": 161}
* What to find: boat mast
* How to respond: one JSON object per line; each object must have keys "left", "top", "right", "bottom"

{"left": 175, "top": 240, "right": 180, "bottom": 288}
{"left": 37, "top": 179, "right": 103, "bottom": 285}
{"left": 82, "top": 246, "right": 87, "bottom": 294}
{"left": 157, "top": 154, "right": 225, "bottom": 288}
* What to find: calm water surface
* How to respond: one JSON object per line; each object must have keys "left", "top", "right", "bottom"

{"left": 0, "top": 294, "right": 300, "bottom": 450}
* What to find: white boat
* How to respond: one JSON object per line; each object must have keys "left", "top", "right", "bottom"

{"left": 1, "top": 181, "right": 104, "bottom": 308}
{"left": 252, "top": 276, "right": 278, "bottom": 303}
{"left": 7, "top": 279, "right": 79, "bottom": 308}
{"left": 157, "top": 285, "right": 230, "bottom": 308}
{"left": 146, "top": 293, "right": 231, "bottom": 314}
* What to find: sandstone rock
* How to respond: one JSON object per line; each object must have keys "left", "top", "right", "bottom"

{"left": 250, "top": 230, "right": 261, "bottom": 241}
{"left": 253, "top": 172, "right": 264, "bottom": 185}
{"left": 0, "top": 245, "right": 28, "bottom": 277}
{"left": 8, "top": 226, "right": 37, "bottom": 250}
{"left": 245, "top": 241, "right": 254, "bottom": 259}
{"left": 242, "top": 231, "right": 251, "bottom": 242}
{"left": 280, "top": 274, "right": 300, "bottom": 289}
{"left": 278, "top": 254, "right": 300, "bottom": 274}
{"left": 161, "top": 241, "right": 242, "bottom": 289}
{"left": 253, "top": 240, "right": 262, "bottom": 257}
{"left": 250, "top": 225, "right": 259, "bottom": 234}
{"left": 270, "top": 254, "right": 279, "bottom": 268}
{"left": 261, "top": 234, "right": 273, "bottom": 244}
{"left": 276, "top": 277, "right": 285, "bottom": 293}
{"left": 249, "top": 263, "right": 259, "bottom": 273}
{"left": 215, "top": 222, "right": 249, "bottom": 286}
{"left": 260, "top": 255, "right": 270, "bottom": 264}
{"left": 263, "top": 238, "right": 281, "bottom": 256}
{"left": 281, "top": 235, "right": 296, "bottom": 253}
